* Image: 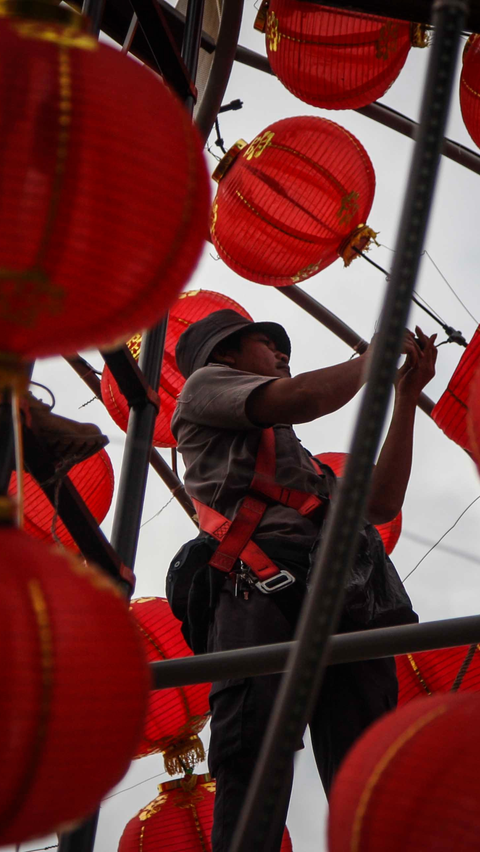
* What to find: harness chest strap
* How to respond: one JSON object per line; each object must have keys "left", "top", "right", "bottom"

{"left": 193, "top": 428, "right": 326, "bottom": 584}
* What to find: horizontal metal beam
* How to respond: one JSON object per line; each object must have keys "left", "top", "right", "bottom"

{"left": 278, "top": 285, "right": 436, "bottom": 417}
{"left": 235, "top": 47, "right": 480, "bottom": 181}
{"left": 151, "top": 613, "right": 480, "bottom": 689}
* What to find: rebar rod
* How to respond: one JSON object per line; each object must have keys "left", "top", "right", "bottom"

{"left": 230, "top": 4, "right": 467, "bottom": 850}
{"left": 150, "top": 613, "right": 480, "bottom": 689}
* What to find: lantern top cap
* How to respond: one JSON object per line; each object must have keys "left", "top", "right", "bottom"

{"left": 212, "top": 140, "right": 248, "bottom": 183}
{"left": 175, "top": 309, "right": 291, "bottom": 379}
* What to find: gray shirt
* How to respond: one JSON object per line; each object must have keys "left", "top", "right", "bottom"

{"left": 171, "top": 364, "right": 330, "bottom": 549}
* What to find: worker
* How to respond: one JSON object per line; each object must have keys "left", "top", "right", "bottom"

{"left": 168, "top": 309, "right": 437, "bottom": 852}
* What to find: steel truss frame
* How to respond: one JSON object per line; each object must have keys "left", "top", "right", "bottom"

{"left": 0, "top": 0, "right": 473, "bottom": 849}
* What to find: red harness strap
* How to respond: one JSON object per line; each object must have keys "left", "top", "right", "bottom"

{"left": 193, "top": 428, "right": 325, "bottom": 584}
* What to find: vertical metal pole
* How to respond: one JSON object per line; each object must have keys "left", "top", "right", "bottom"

{"left": 230, "top": 2, "right": 468, "bottom": 850}
{"left": 0, "top": 389, "right": 15, "bottom": 495}
{"left": 58, "top": 4, "right": 206, "bottom": 852}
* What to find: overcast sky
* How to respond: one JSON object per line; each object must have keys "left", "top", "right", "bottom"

{"left": 12, "top": 4, "right": 480, "bottom": 852}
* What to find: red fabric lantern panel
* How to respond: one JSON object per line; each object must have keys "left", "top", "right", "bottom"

{"left": 396, "top": 645, "right": 480, "bottom": 706}
{"left": 131, "top": 598, "right": 211, "bottom": 772}
{"left": 211, "top": 116, "right": 376, "bottom": 286}
{"left": 329, "top": 693, "right": 480, "bottom": 851}
{"left": 0, "top": 10, "right": 209, "bottom": 362}
{"left": 0, "top": 526, "right": 149, "bottom": 846}
{"left": 460, "top": 35, "right": 480, "bottom": 149}
{"left": 101, "top": 291, "right": 252, "bottom": 447}
{"left": 467, "top": 361, "right": 480, "bottom": 471}
{"left": 261, "top": 1, "right": 427, "bottom": 111}
{"left": 118, "top": 773, "right": 294, "bottom": 852}
{"left": 8, "top": 448, "right": 114, "bottom": 550}
{"left": 432, "top": 324, "right": 480, "bottom": 452}
{"left": 315, "top": 451, "right": 402, "bottom": 554}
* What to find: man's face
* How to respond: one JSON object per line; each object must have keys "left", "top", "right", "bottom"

{"left": 227, "top": 331, "right": 291, "bottom": 378}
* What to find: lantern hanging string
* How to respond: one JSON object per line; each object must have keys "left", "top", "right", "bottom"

{"left": 354, "top": 247, "right": 468, "bottom": 347}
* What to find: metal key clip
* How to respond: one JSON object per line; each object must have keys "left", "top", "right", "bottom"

{"left": 256, "top": 570, "right": 296, "bottom": 594}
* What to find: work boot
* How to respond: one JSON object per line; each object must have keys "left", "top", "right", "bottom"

{"left": 23, "top": 391, "right": 109, "bottom": 472}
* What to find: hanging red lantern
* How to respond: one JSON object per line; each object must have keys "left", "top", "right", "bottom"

{"left": 467, "top": 361, "right": 480, "bottom": 471}
{"left": 211, "top": 116, "right": 377, "bottom": 287}
{"left": 460, "top": 35, "right": 480, "bottom": 149}
{"left": 0, "top": 4, "right": 209, "bottom": 372}
{"left": 118, "top": 773, "right": 294, "bottom": 852}
{"left": 101, "top": 291, "right": 252, "bottom": 447}
{"left": 432, "top": 325, "right": 480, "bottom": 452}
{"left": 315, "top": 451, "right": 402, "bottom": 554}
{"left": 329, "top": 693, "right": 480, "bottom": 851}
{"left": 256, "top": 1, "right": 429, "bottom": 111}
{"left": 396, "top": 645, "right": 480, "bottom": 706}
{"left": 131, "top": 597, "right": 211, "bottom": 773}
{"left": 0, "top": 521, "right": 149, "bottom": 846}
{"left": 8, "top": 448, "right": 114, "bottom": 550}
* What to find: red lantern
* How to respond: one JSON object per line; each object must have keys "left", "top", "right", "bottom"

{"left": 432, "top": 325, "right": 480, "bottom": 452}
{"left": 211, "top": 116, "right": 376, "bottom": 286}
{"left": 118, "top": 773, "right": 294, "bottom": 852}
{"left": 329, "top": 693, "right": 480, "bottom": 851}
{"left": 8, "top": 448, "right": 114, "bottom": 550}
{"left": 101, "top": 291, "right": 252, "bottom": 447}
{"left": 467, "top": 361, "right": 480, "bottom": 471}
{"left": 460, "top": 35, "right": 480, "bottom": 149}
{"left": 396, "top": 645, "right": 480, "bottom": 706}
{"left": 315, "top": 451, "right": 402, "bottom": 554}
{"left": 131, "top": 598, "right": 211, "bottom": 773}
{"left": 257, "top": 1, "right": 428, "bottom": 110}
{"left": 0, "top": 7, "right": 209, "bottom": 365}
{"left": 0, "top": 524, "right": 149, "bottom": 846}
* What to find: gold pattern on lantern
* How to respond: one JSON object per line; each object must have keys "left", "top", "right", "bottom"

{"left": 291, "top": 262, "right": 322, "bottom": 284}
{"left": 139, "top": 793, "right": 168, "bottom": 821}
{"left": 337, "top": 191, "right": 359, "bottom": 226}
{"left": 11, "top": 20, "right": 97, "bottom": 49}
{"left": 375, "top": 21, "right": 399, "bottom": 60}
{"left": 244, "top": 130, "right": 275, "bottom": 160}
{"left": 266, "top": 10, "right": 280, "bottom": 51}
{"left": 211, "top": 200, "right": 218, "bottom": 231}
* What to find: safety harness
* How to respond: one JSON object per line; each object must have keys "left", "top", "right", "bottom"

{"left": 192, "top": 427, "right": 327, "bottom": 594}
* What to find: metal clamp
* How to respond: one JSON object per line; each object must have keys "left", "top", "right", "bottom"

{"left": 256, "top": 570, "right": 296, "bottom": 594}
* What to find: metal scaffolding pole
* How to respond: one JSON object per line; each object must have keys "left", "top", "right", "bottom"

{"left": 230, "top": 3, "right": 468, "bottom": 850}
{"left": 150, "top": 613, "right": 480, "bottom": 688}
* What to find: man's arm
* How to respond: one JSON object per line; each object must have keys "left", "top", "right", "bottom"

{"left": 246, "top": 349, "right": 372, "bottom": 425}
{"left": 366, "top": 327, "right": 437, "bottom": 525}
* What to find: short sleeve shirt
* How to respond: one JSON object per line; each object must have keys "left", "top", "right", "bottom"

{"left": 171, "top": 364, "right": 330, "bottom": 549}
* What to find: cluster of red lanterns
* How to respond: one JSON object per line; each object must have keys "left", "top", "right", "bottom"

{"left": 0, "top": 6, "right": 209, "bottom": 368}
{"left": 101, "top": 291, "right": 252, "bottom": 447}
{"left": 256, "top": 0, "right": 428, "bottom": 111}
{"left": 329, "top": 693, "right": 480, "bottom": 851}
{"left": 211, "top": 116, "right": 377, "bottom": 286}
{"left": 130, "top": 597, "right": 211, "bottom": 773}
{"left": 8, "top": 449, "right": 114, "bottom": 550}
{"left": 118, "top": 773, "right": 293, "bottom": 852}
{"left": 315, "top": 451, "right": 402, "bottom": 554}
{"left": 0, "top": 524, "right": 149, "bottom": 846}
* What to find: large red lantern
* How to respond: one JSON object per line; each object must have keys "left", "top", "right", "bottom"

{"left": 396, "top": 645, "right": 480, "bottom": 706}
{"left": 0, "top": 6, "right": 209, "bottom": 366}
{"left": 256, "top": 1, "right": 428, "bottom": 110}
{"left": 101, "top": 291, "right": 252, "bottom": 447}
{"left": 131, "top": 598, "right": 211, "bottom": 773}
{"left": 118, "top": 773, "right": 294, "bottom": 852}
{"left": 467, "top": 361, "right": 480, "bottom": 471}
{"left": 211, "top": 116, "right": 376, "bottom": 286}
{"left": 460, "top": 35, "right": 480, "bottom": 149}
{"left": 0, "top": 522, "right": 149, "bottom": 845}
{"left": 329, "top": 693, "right": 480, "bottom": 851}
{"left": 432, "top": 325, "right": 480, "bottom": 452}
{"left": 315, "top": 451, "right": 402, "bottom": 554}
{"left": 8, "top": 448, "right": 114, "bottom": 549}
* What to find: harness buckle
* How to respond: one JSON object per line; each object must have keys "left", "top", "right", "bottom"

{"left": 255, "top": 570, "right": 296, "bottom": 594}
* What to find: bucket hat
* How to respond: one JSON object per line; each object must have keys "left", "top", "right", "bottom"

{"left": 175, "top": 309, "right": 291, "bottom": 379}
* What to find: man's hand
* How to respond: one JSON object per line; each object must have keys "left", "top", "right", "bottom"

{"left": 396, "top": 326, "right": 437, "bottom": 399}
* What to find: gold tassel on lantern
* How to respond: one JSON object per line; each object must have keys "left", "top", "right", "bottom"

{"left": 339, "top": 224, "right": 379, "bottom": 267}
{"left": 163, "top": 734, "right": 206, "bottom": 777}
{"left": 410, "top": 23, "right": 431, "bottom": 48}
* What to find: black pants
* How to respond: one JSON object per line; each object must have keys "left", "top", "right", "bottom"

{"left": 207, "top": 582, "right": 398, "bottom": 852}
